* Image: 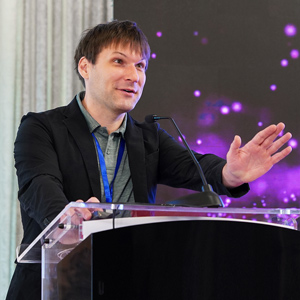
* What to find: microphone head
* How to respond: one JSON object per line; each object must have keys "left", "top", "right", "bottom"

{"left": 145, "top": 114, "right": 157, "bottom": 123}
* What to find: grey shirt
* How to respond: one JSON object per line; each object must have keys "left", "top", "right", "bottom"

{"left": 76, "top": 92, "right": 135, "bottom": 204}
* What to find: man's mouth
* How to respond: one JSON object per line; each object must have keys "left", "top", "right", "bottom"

{"left": 120, "top": 88, "right": 136, "bottom": 94}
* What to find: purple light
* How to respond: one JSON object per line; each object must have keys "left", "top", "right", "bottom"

{"left": 201, "top": 37, "right": 208, "bottom": 45}
{"left": 220, "top": 106, "right": 230, "bottom": 115}
{"left": 193, "top": 31, "right": 198, "bottom": 36}
{"left": 284, "top": 24, "right": 297, "bottom": 37}
{"left": 198, "top": 113, "right": 215, "bottom": 126}
{"left": 258, "top": 121, "right": 263, "bottom": 127}
{"left": 194, "top": 90, "right": 201, "bottom": 97}
{"left": 231, "top": 102, "right": 242, "bottom": 112}
{"left": 281, "top": 59, "right": 288, "bottom": 67}
{"left": 225, "top": 198, "right": 231, "bottom": 204}
{"left": 270, "top": 84, "right": 277, "bottom": 91}
{"left": 178, "top": 134, "right": 186, "bottom": 143}
{"left": 196, "top": 139, "right": 202, "bottom": 145}
{"left": 290, "top": 49, "right": 299, "bottom": 59}
{"left": 151, "top": 53, "right": 157, "bottom": 59}
{"left": 289, "top": 139, "right": 298, "bottom": 148}
{"left": 156, "top": 31, "right": 162, "bottom": 37}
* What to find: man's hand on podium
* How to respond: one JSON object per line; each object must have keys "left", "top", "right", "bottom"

{"left": 66, "top": 197, "right": 103, "bottom": 221}
{"left": 56, "top": 197, "right": 102, "bottom": 245}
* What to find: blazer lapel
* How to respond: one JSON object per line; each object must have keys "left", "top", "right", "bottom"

{"left": 125, "top": 115, "right": 149, "bottom": 203}
{"left": 62, "top": 98, "right": 102, "bottom": 199}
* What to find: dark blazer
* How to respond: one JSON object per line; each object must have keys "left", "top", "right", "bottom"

{"left": 7, "top": 96, "right": 249, "bottom": 299}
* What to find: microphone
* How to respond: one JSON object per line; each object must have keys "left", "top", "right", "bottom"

{"left": 145, "top": 114, "right": 224, "bottom": 207}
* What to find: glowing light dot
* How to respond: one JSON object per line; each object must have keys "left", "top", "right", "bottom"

{"left": 201, "top": 37, "right": 208, "bottom": 45}
{"left": 284, "top": 24, "right": 297, "bottom": 37}
{"left": 281, "top": 59, "right": 288, "bottom": 67}
{"left": 290, "top": 49, "right": 299, "bottom": 59}
{"left": 193, "top": 31, "right": 198, "bottom": 36}
{"left": 156, "top": 31, "right": 162, "bottom": 37}
{"left": 283, "top": 197, "right": 289, "bottom": 203}
{"left": 289, "top": 139, "right": 298, "bottom": 148}
{"left": 151, "top": 53, "right": 157, "bottom": 59}
{"left": 220, "top": 106, "right": 230, "bottom": 114}
{"left": 270, "top": 84, "right": 277, "bottom": 91}
{"left": 194, "top": 90, "right": 201, "bottom": 97}
{"left": 196, "top": 139, "right": 202, "bottom": 145}
{"left": 232, "top": 102, "right": 242, "bottom": 112}
{"left": 258, "top": 122, "right": 263, "bottom": 127}
{"left": 178, "top": 135, "right": 185, "bottom": 143}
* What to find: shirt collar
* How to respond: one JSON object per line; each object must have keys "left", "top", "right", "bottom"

{"left": 76, "top": 91, "right": 127, "bottom": 138}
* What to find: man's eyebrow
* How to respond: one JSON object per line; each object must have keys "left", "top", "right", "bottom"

{"left": 111, "top": 51, "right": 146, "bottom": 62}
{"left": 111, "top": 51, "right": 127, "bottom": 57}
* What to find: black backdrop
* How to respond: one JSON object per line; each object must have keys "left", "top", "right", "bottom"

{"left": 114, "top": 0, "right": 300, "bottom": 209}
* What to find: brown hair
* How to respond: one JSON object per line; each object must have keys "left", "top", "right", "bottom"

{"left": 74, "top": 20, "right": 151, "bottom": 86}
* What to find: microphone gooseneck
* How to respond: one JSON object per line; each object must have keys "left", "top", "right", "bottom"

{"left": 145, "top": 114, "right": 224, "bottom": 207}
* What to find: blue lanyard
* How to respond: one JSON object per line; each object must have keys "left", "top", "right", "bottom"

{"left": 92, "top": 133, "right": 125, "bottom": 203}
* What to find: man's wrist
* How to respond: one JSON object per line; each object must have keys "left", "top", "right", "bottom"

{"left": 222, "top": 164, "right": 245, "bottom": 189}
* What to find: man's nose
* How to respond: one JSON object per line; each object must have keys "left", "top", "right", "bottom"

{"left": 125, "top": 64, "right": 139, "bottom": 82}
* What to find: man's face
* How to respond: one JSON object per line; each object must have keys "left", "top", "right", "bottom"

{"left": 84, "top": 43, "right": 147, "bottom": 116}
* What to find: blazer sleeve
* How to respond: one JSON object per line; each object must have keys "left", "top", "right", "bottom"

{"left": 156, "top": 126, "right": 249, "bottom": 197}
{"left": 14, "top": 113, "right": 68, "bottom": 229}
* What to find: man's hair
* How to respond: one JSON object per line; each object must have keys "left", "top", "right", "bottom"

{"left": 74, "top": 20, "right": 151, "bottom": 86}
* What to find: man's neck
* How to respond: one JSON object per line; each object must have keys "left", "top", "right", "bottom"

{"left": 82, "top": 96, "right": 125, "bottom": 135}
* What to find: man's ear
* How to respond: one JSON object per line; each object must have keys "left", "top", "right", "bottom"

{"left": 78, "top": 57, "right": 90, "bottom": 80}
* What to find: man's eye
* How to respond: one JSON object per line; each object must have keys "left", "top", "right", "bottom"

{"left": 137, "top": 63, "right": 146, "bottom": 70}
{"left": 114, "top": 59, "right": 123, "bottom": 64}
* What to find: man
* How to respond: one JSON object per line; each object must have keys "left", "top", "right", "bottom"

{"left": 6, "top": 20, "right": 292, "bottom": 299}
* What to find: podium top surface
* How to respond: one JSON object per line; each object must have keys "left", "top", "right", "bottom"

{"left": 16, "top": 202, "right": 300, "bottom": 263}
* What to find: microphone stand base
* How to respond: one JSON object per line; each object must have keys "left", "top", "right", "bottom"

{"left": 166, "top": 191, "right": 224, "bottom": 208}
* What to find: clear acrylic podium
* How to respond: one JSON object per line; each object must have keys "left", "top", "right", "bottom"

{"left": 16, "top": 203, "right": 300, "bottom": 299}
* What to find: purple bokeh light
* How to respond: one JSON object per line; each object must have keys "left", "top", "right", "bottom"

{"left": 290, "top": 49, "right": 299, "bottom": 59}
{"left": 178, "top": 134, "right": 186, "bottom": 143}
{"left": 193, "top": 31, "right": 198, "bottom": 36}
{"left": 231, "top": 102, "right": 242, "bottom": 112}
{"left": 194, "top": 90, "right": 201, "bottom": 97}
{"left": 201, "top": 37, "right": 208, "bottom": 45}
{"left": 284, "top": 24, "right": 297, "bottom": 37}
{"left": 258, "top": 121, "right": 263, "bottom": 127}
{"left": 289, "top": 139, "right": 298, "bottom": 148}
{"left": 270, "top": 84, "right": 277, "bottom": 91}
{"left": 156, "top": 31, "right": 162, "bottom": 37}
{"left": 196, "top": 139, "right": 202, "bottom": 145}
{"left": 198, "top": 113, "right": 215, "bottom": 126}
{"left": 281, "top": 59, "right": 288, "bottom": 67}
{"left": 151, "top": 53, "right": 157, "bottom": 59}
{"left": 220, "top": 106, "right": 230, "bottom": 114}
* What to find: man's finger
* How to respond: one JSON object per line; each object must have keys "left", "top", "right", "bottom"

{"left": 259, "top": 123, "right": 286, "bottom": 148}
{"left": 267, "top": 132, "right": 292, "bottom": 155}
{"left": 250, "top": 124, "right": 278, "bottom": 146}
{"left": 271, "top": 146, "right": 293, "bottom": 165}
